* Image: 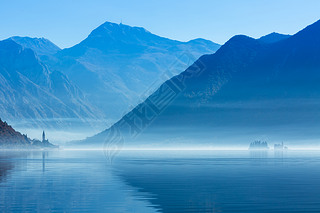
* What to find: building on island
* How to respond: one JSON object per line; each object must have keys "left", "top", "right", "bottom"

{"left": 274, "top": 142, "right": 288, "bottom": 150}
{"left": 42, "top": 131, "right": 49, "bottom": 144}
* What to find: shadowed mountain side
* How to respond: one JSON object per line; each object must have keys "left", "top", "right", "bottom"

{"left": 259, "top": 32, "right": 291, "bottom": 43}
{"left": 72, "top": 19, "right": 320, "bottom": 148}
{"left": 70, "top": 35, "right": 263, "bottom": 147}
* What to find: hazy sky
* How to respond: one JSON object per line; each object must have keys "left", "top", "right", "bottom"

{"left": 1, "top": 0, "right": 320, "bottom": 48}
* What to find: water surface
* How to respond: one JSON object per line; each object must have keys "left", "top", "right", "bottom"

{"left": 1, "top": 150, "right": 320, "bottom": 212}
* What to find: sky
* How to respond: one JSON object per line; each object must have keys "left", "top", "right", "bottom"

{"left": 0, "top": 0, "right": 320, "bottom": 48}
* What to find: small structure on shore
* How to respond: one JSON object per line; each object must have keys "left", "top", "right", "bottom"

{"left": 249, "top": 140, "right": 269, "bottom": 150}
{"left": 42, "top": 131, "right": 49, "bottom": 144}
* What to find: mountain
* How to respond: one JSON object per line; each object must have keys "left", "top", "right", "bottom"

{"left": 259, "top": 32, "right": 291, "bottom": 43}
{"left": 0, "top": 118, "right": 30, "bottom": 147}
{"left": 75, "top": 19, "right": 320, "bottom": 148}
{"left": 44, "top": 22, "right": 221, "bottom": 122}
{"left": 0, "top": 39, "right": 102, "bottom": 130}
{"left": 0, "top": 119, "right": 58, "bottom": 148}
{"left": 0, "top": 22, "right": 219, "bottom": 140}
{"left": 9, "top": 36, "right": 61, "bottom": 56}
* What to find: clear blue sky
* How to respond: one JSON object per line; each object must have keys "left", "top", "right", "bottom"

{"left": 1, "top": 0, "right": 320, "bottom": 48}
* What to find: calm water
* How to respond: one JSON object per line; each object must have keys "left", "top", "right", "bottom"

{"left": 1, "top": 150, "right": 320, "bottom": 212}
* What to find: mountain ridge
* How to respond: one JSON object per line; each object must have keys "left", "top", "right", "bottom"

{"left": 46, "top": 21, "right": 221, "bottom": 123}
{"left": 259, "top": 32, "right": 291, "bottom": 43}
{"left": 0, "top": 21, "right": 221, "bottom": 140}
{"left": 73, "top": 19, "right": 320, "bottom": 148}
{"left": 9, "top": 36, "right": 61, "bottom": 56}
{"left": 0, "top": 39, "right": 102, "bottom": 130}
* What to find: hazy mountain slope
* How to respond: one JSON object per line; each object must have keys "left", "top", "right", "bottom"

{"left": 9, "top": 36, "right": 61, "bottom": 56}
{"left": 0, "top": 39, "right": 101, "bottom": 130}
{"left": 47, "top": 22, "right": 221, "bottom": 122}
{"left": 76, "top": 19, "right": 320, "bottom": 148}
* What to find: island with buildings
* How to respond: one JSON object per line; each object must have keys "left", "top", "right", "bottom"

{"left": 249, "top": 141, "right": 269, "bottom": 150}
{"left": 249, "top": 140, "right": 288, "bottom": 151}
{"left": 274, "top": 142, "right": 288, "bottom": 150}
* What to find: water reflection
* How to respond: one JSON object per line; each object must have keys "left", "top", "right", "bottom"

{"left": 0, "top": 150, "right": 158, "bottom": 213}
{"left": 114, "top": 150, "right": 320, "bottom": 213}
{"left": 0, "top": 154, "right": 14, "bottom": 183}
{"left": 1, "top": 150, "right": 320, "bottom": 213}
{"left": 274, "top": 150, "right": 286, "bottom": 159}
{"left": 249, "top": 150, "right": 268, "bottom": 158}
{"left": 0, "top": 151, "right": 30, "bottom": 183}
{"left": 42, "top": 151, "right": 48, "bottom": 172}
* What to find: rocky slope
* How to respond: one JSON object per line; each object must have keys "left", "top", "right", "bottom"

{"left": 0, "top": 119, "right": 30, "bottom": 147}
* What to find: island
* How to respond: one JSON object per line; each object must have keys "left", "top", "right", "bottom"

{"left": 249, "top": 141, "right": 269, "bottom": 150}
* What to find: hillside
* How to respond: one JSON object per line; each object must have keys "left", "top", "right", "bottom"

{"left": 0, "top": 119, "right": 30, "bottom": 147}
{"left": 74, "top": 19, "right": 320, "bottom": 148}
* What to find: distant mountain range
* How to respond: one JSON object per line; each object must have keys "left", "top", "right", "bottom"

{"left": 0, "top": 22, "right": 220, "bottom": 133}
{"left": 75, "top": 19, "right": 320, "bottom": 148}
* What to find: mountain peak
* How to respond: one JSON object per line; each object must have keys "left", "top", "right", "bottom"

{"left": 187, "top": 38, "right": 219, "bottom": 46}
{"left": 78, "top": 21, "right": 162, "bottom": 53}
{"left": 218, "top": 35, "right": 260, "bottom": 54}
{"left": 226, "top": 35, "right": 256, "bottom": 44}
{"left": 88, "top": 21, "right": 152, "bottom": 39}
{"left": 9, "top": 36, "right": 60, "bottom": 55}
{"left": 259, "top": 32, "right": 291, "bottom": 43}
{"left": 102, "top": 21, "right": 149, "bottom": 31}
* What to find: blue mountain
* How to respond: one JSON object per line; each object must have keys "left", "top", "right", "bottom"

{"left": 0, "top": 39, "right": 102, "bottom": 130}
{"left": 75, "top": 19, "right": 320, "bottom": 148}
{"left": 1, "top": 22, "right": 219, "bottom": 134}
{"left": 46, "top": 22, "right": 221, "bottom": 123}
{"left": 259, "top": 32, "right": 290, "bottom": 43}
{"left": 9, "top": 36, "right": 61, "bottom": 56}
